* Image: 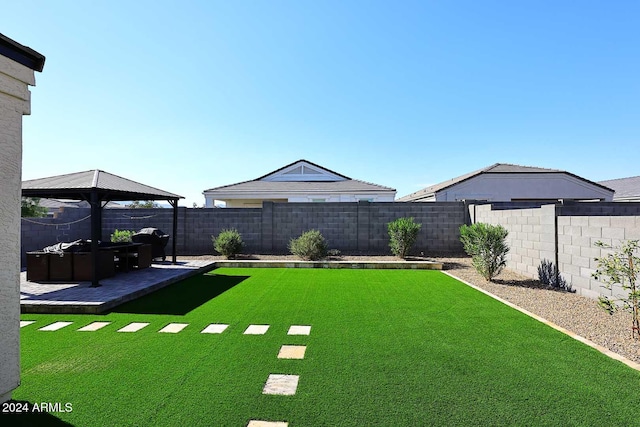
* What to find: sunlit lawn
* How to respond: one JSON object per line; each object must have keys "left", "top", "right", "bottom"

{"left": 6, "top": 268, "right": 640, "bottom": 426}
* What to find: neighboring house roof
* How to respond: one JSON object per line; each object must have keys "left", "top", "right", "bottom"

{"left": 23, "top": 169, "right": 183, "bottom": 201}
{"left": 204, "top": 159, "right": 395, "bottom": 195}
{"left": 398, "top": 163, "right": 613, "bottom": 201}
{"left": 37, "top": 198, "right": 125, "bottom": 209}
{"left": 0, "top": 33, "right": 45, "bottom": 71}
{"left": 598, "top": 176, "right": 640, "bottom": 201}
{"left": 255, "top": 159, "right": 351, "bottom": 181}
{"left": 205, "top": 179, "right": 395, "bottom": 194}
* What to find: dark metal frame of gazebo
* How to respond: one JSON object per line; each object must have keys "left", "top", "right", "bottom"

{"left": 22, "top": 170, "right": 183, "bottom": 287}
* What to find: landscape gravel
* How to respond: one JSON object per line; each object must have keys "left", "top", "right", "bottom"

{"left": 183, "top": 253, "right": 640, "bottom": 365}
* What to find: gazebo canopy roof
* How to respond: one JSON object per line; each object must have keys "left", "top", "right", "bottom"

{"left": 22, "top": 169, "right": 182, "bottom": 201}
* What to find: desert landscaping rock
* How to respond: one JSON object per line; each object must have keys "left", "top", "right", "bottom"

{"left": 117, "top": 322, "right": 150, "bottom": 333}
{"left": 278, "top": 345, "right": 306, "bottom": 359}
{"left": 201, "top": 324, "right": 229, "bottom": 334}
{"left": 39, "top": 321, "right": 72, "bottom": 331}
{"left": 287, "top": 325, "right": 311, "bottom": 336}
{"left": 77, "top": 322, "right": 110, "bottom": 332}
{"left": 159, "top": 323, "right": 189, "bottom": 333}
{"left": 262, "top": 374, "right": 299, "bottom": 395}
{"left": 244, "top": 324, "right": 270, "bottom": 335}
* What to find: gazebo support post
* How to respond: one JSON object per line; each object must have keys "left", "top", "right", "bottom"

{"left": 90, "top": 190, "right": 101, "bottom": 287}
{"left": 170, "top": 199, "right": 178, "bottom": 264}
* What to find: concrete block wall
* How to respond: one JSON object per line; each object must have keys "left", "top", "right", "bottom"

{"left": 185, "top": 208, "right": 262, "bottom": 254}
{"left": 472, "top": 202, "right": 640, "bottom": 300}
{"left": 270, "top": 202, "right": 359, "bottom": 253}
{"left": 474, "top": 204, "right": 557, "bottom": 279}
{"left": 102, "top": 208, "right": 178, "bottom": 255}
{"left": 366, "top": 203, "right": 465, "bottom": 253}
{"left": 20, "top": 207, "right": 91, "bottom": 265}
{"left": 557, "top": 215, "right": 640, "bottom": 299}
{"left": 21, "top": 202, "right": 467, "bottom": 263}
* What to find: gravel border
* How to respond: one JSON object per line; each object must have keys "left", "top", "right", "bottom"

{"left": 180, "top": 253, "right": 640, "bottom": 365}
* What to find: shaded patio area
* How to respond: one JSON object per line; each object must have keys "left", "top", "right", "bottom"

{"left": 20, "top": 260, "right": 215, "bottom": 314}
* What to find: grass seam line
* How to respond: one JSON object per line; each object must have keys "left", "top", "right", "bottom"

{"left": 442, "top": 270, "right": 640, "bottom": 372}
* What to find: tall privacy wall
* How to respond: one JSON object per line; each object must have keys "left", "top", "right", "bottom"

{"left": 21, "top": 201, "right": 466, "bottom": 265}
{"left": 471, "top": 202, "right": 640, "bottom": 300}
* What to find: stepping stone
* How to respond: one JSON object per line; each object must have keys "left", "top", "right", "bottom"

{"left": 247, "top": 421, "right": 288, "bottom": 427}
{"left": 159, "top": 323, "right": 188, "bottom": 333}
{"left": 117, "top": 322, "right": 149, "bottom": 333}
{"left": 287, "top": 325, "right": 311, "bottom": 336}
{"left": 20, "top": 321, "right": 35, "bottom": 328}
{"left": 244, "top": 324, "right": 270, "bottom": 335}
{"left": 262, "top": 374, "right": 299, "bottom": 395}
{"left": 201, "top": 324, "right": 229, "bottom": 334}
{"left": 39, "top": 321, "right": 73, "bottom": 331}
{"left": 278, "top": 345, "right": 306, "bottom": 360}
{"left": 78, "top": 322, "right": 110, "bottom": 332}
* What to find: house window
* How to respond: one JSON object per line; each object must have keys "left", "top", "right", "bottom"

{"left": 358, "top": 198, "right": 373, "bottom": 202}
{"left": 311, "top": 198, "right": 326, "bottom": 203}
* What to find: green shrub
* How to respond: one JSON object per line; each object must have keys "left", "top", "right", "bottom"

{"left": 111, "top": 229, "right": 135, "bottom": 243}
{"left": 289, "top": 229, "right": 328, "bottom": 260}
{"left": 387, "top": 217, "right": 422, "bottom": 258}
{"left": 21, "top": 197, "right": 48, "bottom": 217}
{"left": 213, "top": 229, "right": 244, "bottom": 259}
{"left": 459, "top": 223, "right": 509, "bottom": 282}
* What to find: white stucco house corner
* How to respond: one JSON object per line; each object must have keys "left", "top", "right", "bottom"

{"left": 203, "top": 159, "right": 396, "bottom": 208}
{"left": 0, "top": 33, "right": 45, "bottom": 403}
{"left": 598, "top": 176, "right": 640, "bottom": 202}
{"left": 398, "top": 163, "right": 614, "bottom": 203}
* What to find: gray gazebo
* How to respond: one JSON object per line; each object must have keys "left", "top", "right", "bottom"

{"left": 22, "top": 170, "right": 183, "bottom": 287}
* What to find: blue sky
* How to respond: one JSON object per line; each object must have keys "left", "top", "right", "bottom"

{"left": 4, "top": 1, "right": 639, "bottom": 206}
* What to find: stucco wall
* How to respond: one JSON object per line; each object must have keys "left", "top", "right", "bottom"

{"left": 0, "top": 55, "right": 36, "bottom": 403}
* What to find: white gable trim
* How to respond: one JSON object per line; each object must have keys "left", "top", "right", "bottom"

{"left": 261, "top": 161, "right": 347, "bottom": 182}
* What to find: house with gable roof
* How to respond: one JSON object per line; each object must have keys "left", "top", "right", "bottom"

{"left": 598, "top": 176, "right": 640, "bottom": 202}
{"left": 398, "top": 163, "right": 614, "bottom": 203}
{"left": 203, "top": 159, "right": 396, "bottom": 208}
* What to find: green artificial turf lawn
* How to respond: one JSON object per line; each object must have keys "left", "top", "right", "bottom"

{"left": 6, "top": 268, "right": 640, "bottom": 426}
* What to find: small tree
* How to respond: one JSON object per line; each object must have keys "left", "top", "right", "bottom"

{"left": 592, "top": 240, "right": 640, "bottom": 339}
{"left": 289, "top": 229, "right": 328, "bottom": 261}
{"left": 213, "top": 229, "right": 244, "bottom": 259}
{"left": 387, "top": 217, "right": 422, "bottom": 258}
{"left": 21, "top": 197, "right": 48, "bottom": 217}
{"left": 459, "top": 223, "right": 509, "bottom": 282}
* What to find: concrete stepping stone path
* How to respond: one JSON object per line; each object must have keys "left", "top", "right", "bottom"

{"left": 244, "top": 324, "right": 270, "bottom": 335}
{"left": 201, "top": 324, "right": 229, "bottom": 334}
{"left": 247, "top": 421, "right": 288, "bottom": 427}
{"left": 20, "top": 321, "right": 35, "bottom": 328}
{"left": 117, "top": 322, "right": 150, "bottom": 333}
{"left": 287, "top": 325, "right": 311, "bottom": 336}
{"left": 277, "top": 345, "right": 306, "bottom": 360}
{"left": 78, "top": 322, "right": 111, "bottom": 332}
{"left": 159, "top": 323, "right": 188, "bottom": 333}
{"left": 39, "top": 321, "right": 73, "bottom": 331}
{"left": 262, "top": 374, "right": 299, "bottom": 396}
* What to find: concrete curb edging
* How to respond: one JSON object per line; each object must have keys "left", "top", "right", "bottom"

{"left": 442, "top": 271, "right": 640, "bottom": 373}
{"left": 213, "top": 260, "right": 443, "bottom": 270}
